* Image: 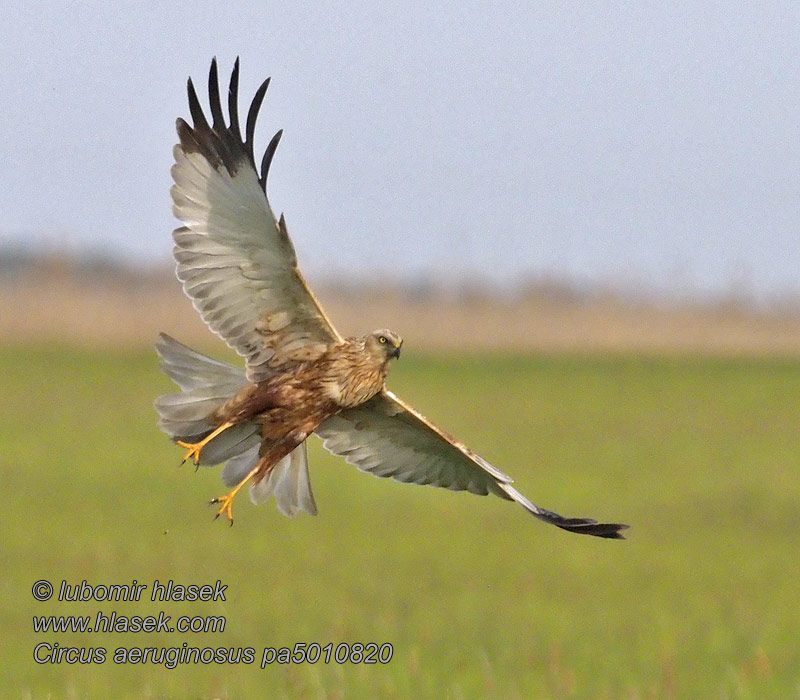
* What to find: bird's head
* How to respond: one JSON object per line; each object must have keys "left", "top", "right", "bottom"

{"left": 366, "top": 328, "right": 403, "bottom": 362}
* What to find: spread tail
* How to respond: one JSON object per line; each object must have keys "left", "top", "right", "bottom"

{"left": 154, "top": 333, "right": 317, "bottom": 515}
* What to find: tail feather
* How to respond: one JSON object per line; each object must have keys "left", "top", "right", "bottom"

{"left": 155, "top": 333, "right": 260, "bottom": 462}
{"left": 154, "top": 392, "right": 231, "bottom": 423}
{"left": 268, "top": 442, "right": 318, "bottom": 516}
{"left": 223, "top": 443, "right": 318, "bottom": 517}
{"left": 155, "top": 333, "right": 245, "bottom": 391}
{"left": 155, "top": 333, "right": 247, "bottom": 440}
{"left": 221, "top": 447, "right": 259, "bottom": 487}
{"left": 155, "top": 333, "right": 317, "bottom": 516}
{"left": 198, "top": 422, "right": 261, "bottom": 466}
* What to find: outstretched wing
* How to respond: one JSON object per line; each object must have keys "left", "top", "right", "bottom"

{"left": 171, "top": 58, "right": 341, "bottom": 381}
{"left": 315, "top": 390, "right": 628, "bottom": 539}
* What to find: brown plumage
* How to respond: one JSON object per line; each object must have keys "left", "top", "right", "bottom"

{"left": 206, "top": 330, "right": 402, "bottom": 490}
{"left": 154, "top": 59, "right": 628, "bottom": 539}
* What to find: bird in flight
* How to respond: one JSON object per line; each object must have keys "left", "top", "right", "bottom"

{"left": 155, "top": 58, "right": 628, "bottom": 539}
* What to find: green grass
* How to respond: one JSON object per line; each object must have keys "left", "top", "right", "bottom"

{"left": 2, "top": 345, "right": 800, "bottom": 699}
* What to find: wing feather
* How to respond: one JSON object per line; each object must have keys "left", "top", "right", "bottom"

{"left": 171, "top": 58, "right": 342, "bottom": 381}
{"left": 315, "top": 390, "right": 628, "bottom": 539}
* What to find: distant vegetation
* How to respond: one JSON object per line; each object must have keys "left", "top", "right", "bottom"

{"left": 4, "top": 245, "right": 800, "bottom": 311}
{"left": 3, "top": 248, "right": 800, "bottom": 356}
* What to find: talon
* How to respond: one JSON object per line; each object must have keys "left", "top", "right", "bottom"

{"left": 175, "top": 421, "right": 235, "bottom": 466}
{"left": 210, "top": 492, "right": 236, "bottom": 523}
{"left": 177, "top": 440, "right": 203, "bottom": 466}
{"left": 208, "top": 463, "right": 261, "bottom": 527}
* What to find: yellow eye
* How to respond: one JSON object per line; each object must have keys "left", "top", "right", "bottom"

{"left": 379, "top": 336, "right": 387, "bottom": 343}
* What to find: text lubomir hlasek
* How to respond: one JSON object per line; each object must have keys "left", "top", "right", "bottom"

{"left": 57, "top": 580, "right": 227, "bottom": 602}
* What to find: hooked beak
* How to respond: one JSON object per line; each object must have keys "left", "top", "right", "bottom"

{"left": 390, "top": 342, "right": 402, "bottom": 359}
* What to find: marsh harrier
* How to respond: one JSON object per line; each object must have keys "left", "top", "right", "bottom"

{"left": 155, "top": 59, "right": 627, "bottom": 539}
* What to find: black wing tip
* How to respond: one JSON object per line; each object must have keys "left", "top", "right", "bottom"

{"left": 558, "top": 520, "right": 629, "bottom": 540}
{"left": 259, "top": 129, "right": 284, "bottom": 189}
{"left": 228, "top": 58, "right": 241, "bottom": 139}
{"left": 507, "top": 486, "right": 630, "bottom": 540}
{"left": 178, "top": 58, "right": 279, "bottom": 191}
{"left": 186, "top": 77, "right": 209, "bottom": 130}
{"left": 245, "top": 76, "right": 272, "bottom": 165}
{"left": 207, "top": 58, "right": 225, "bottom": 128}
{"left": 530, "top": 503, "right": 629, "bottom": 539}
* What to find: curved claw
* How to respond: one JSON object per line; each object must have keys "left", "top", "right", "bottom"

{"left": 210, "top": 494, "right": 235, "bottom": 525}
{"left": 177, "top": 440, "right": 203, "bottom": 466}
{"left": 175, "top": 422, "right": 235, "bottom": 466}
{"left": 208, "top": 463, "right": 261, "bottom": 527}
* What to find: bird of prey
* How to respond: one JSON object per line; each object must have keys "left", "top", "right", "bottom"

{"left": 154, "top": 58, "right": 628, "bottom": 539}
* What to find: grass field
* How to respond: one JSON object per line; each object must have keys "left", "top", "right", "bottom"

{"left": 3, "top": 345, "right": 800, "bottom": 699}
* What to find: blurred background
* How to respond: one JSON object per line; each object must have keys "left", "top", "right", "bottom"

{"left": 3, "top": 2, "right": 800, "bottom": 699}
{"left": 3, "top": 0, "right": 800, "bottom": 353}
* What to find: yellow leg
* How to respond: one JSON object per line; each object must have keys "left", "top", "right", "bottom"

{"left": 210, "top": 465, "right": 261, "bottom": 525}
{"left": 176, "top": 421, "right": 234, "bottom": 466}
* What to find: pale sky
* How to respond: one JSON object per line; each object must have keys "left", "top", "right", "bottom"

{"left": 2, "top": 1, "right": 799, "bottom": 299}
